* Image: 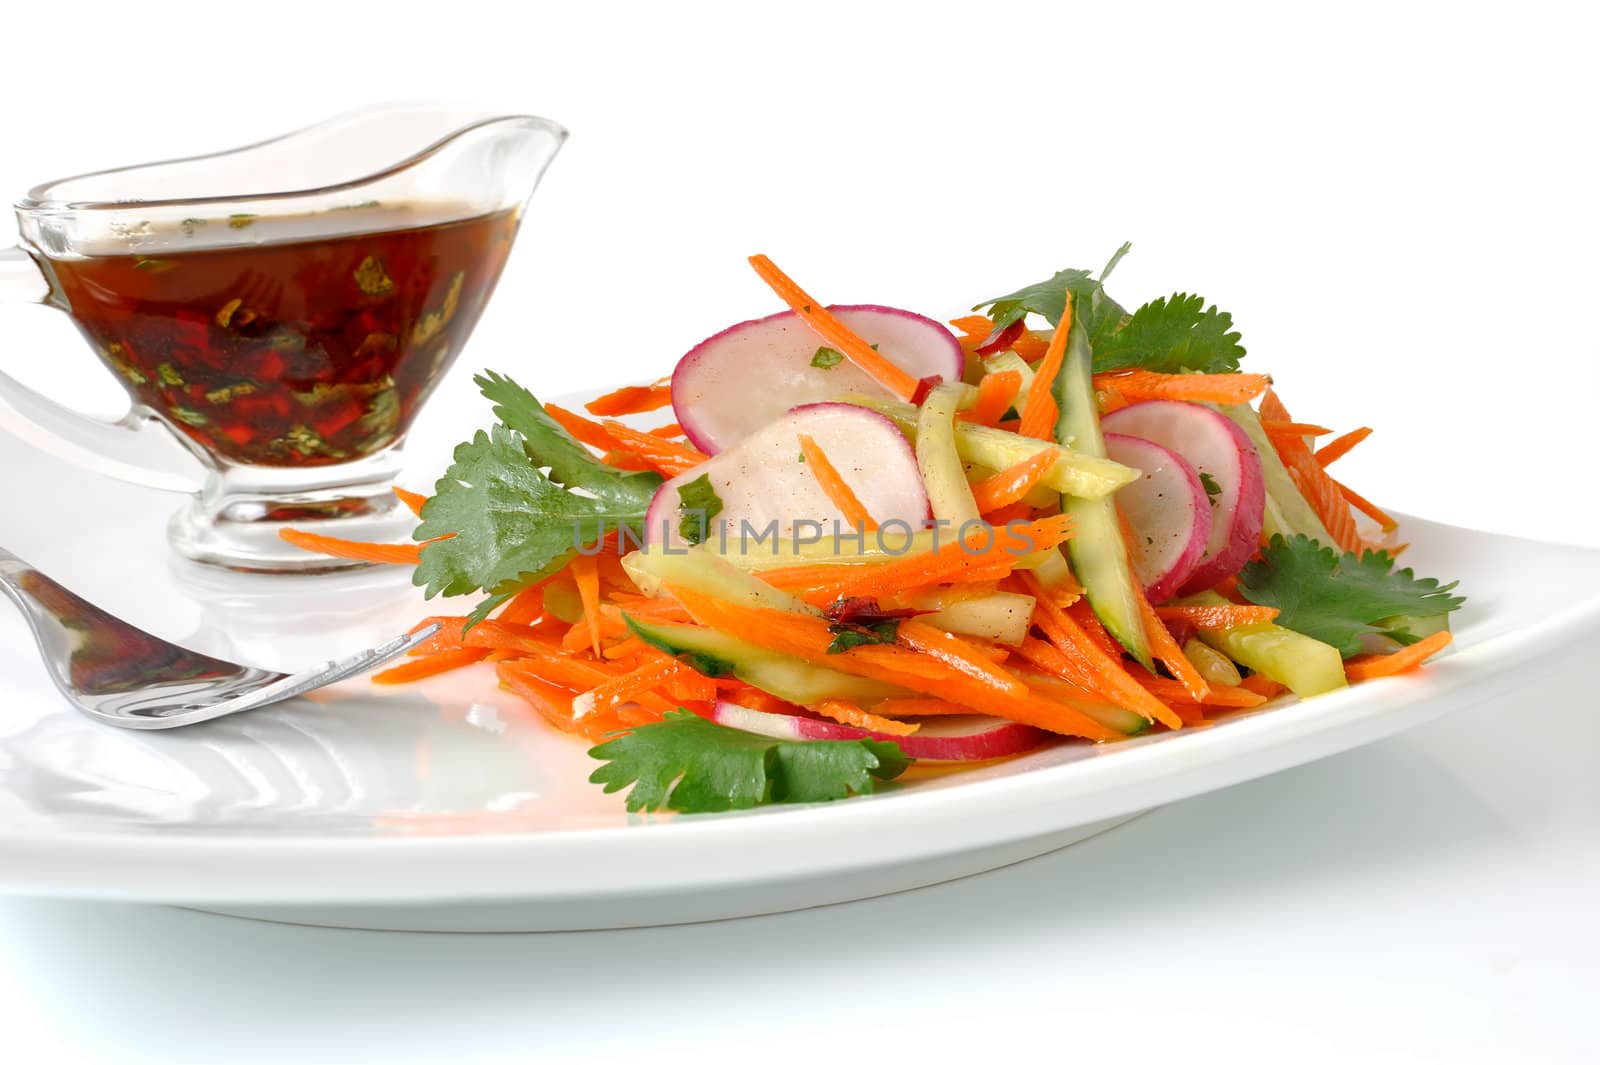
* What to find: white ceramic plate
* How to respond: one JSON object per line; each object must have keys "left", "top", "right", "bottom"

{"left": 1, "top": 389, "right": 1597, "bottom": 931}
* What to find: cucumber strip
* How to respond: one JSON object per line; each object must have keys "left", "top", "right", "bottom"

{"left": 623, "top": 545, "right": 819, "bottom": 614}
{"left": 839, "top": 394, "right": 1138, "bottom": 499}
{"left": 916, "top": 382, "right": 982, "bottom": 528}
{"left": 1019, "top": 670, "right": 1150, "bottom": 736}
{"left": 1054, "top": 315, "right": 1153, "bottom": 668}
{"left": 899, "top": 589, "right": 1036, "bottom": 646}
{"left": 1182, "top": 637, "right": 1243, "bottom": 687}
{"left": 1220, "top": 402, "right": 1332, "bottom": 543}
{"left": 625, "top": 616, "right": 902, "bottom": 705}
{"left": 1181, "top": 591, "right": 1347, "bottom": 697}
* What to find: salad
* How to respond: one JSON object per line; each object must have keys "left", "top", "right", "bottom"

{"left": 283, "top": 247, "right": 1465, "bottom": 814}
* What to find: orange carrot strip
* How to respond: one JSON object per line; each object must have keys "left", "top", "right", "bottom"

{"left": 970, "top": 449, "right": 1058, "bottom": 514}
{"left": 867, "top": 696, "right": 973, "bottom": 717}
{"left": 1237, "top": 673, "right": 1287, "bottom": 698}
{"left": 1315, "top": 427, "right": 1373, "bottom": 468}
{"left": 545, "top": 403, "right": 623, "bottom": 451}
{"left": 1258, "top": 389, "right": 1364, "bottom": 554}
{"left": 1018, "top": 571, "right": 1183, "bottom": 730}
{"left": 798, "top": 433, "right": 879, "bottom": 531}
{"left": 896, "top": 619, "right": 1028, "bottom": 696}
{"left": 585, "top": 655, "right": 683, "bottom": 715}
{"left": 1016, "top": 297, "right": 1073, "bottom": 440}
{"left": 1064, "top": 598, "right": 1123, "bottom": 662}
{"left": 585, "top": 383, "right": 674, "bottom": 417}
{"left": 665, "top": 586, "right": 1119, "bottom": 741}
{"left": 463, "top": 619, "right": 564, "bottom": 655}
{"left": 601, "top": 419, "right": 708, "bottom": 477}
{"left": 1095, "top": 370, "right": 1270, "bottom": 405}
{"left": 811, "top": 698, "right": 920, "bottom": 736}
{"left": 279, "top": 528, "right": 425, "bottom": 565}
{"left": 560, "top": 612, "right": 628, "bottom": 653}
{"left": 649, "top": 422, "right": 686, "bottom": 438}
{"left": 1134, "top": 588, "right": 1211, "bottom": 702}
{"left": 948, "top": 315, "right": 995, "bottom": 339}
{"left": 748, "top": 254, "right": 921, "bottom": 401}
{"left": 373, "top": 646, "right": 489, "bottom": 684}
{"left": 1134, "top": 675, "right": 1267, "bottom": 708}
{"left": 496, "top": 584, "right": 547, "bottom": 626}
{"left": 962, "top": 370, "right": 1023, "bottom": 427}
{"left": 406, "top": 616, "right": 469, "bottom": 655}
{"left": 1344, "top": 630, "right": 1453, "bottom": 681}
{"left": 393, "top": 486, "right": 429, "bottom": 517}
{"left": 1014, "top": 331, "right": 1049, "bottom": 361}
{"left": 496, "top": 661, "right": 647, "bottom": 741}
{"left": 1155, "top": 603, "right": 1281, "bottom": 628}
{"left": 602, "top": 450, "right": 655, "bottom": 472}
{"left": 1261, "top": 420, "right": 1334, "bottom": 438}
{"left": 570, "top": 553, "right": 603, "bottom": 657}
{"left": 1334, "top": 479, "right": 1399, "bottom": 532}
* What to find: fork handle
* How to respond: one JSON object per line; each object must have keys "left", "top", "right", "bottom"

{"left": 0, "top": 246, "right": 206, "bottom": 492}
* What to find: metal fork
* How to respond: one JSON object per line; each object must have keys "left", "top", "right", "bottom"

{"left": 0, "top": 547, "right": 438, "bottom": 730}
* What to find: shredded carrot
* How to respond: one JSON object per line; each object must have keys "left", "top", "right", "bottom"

{"left": 664, "top": 585, "right": 1120, "bottom": 741}
{"left": 1064, "top": 598, "right": 1123, "bottom": 661}
{"left": 393, "top": 486, "right": 428, "bottom": 517}
{"left": 1017, "top": 571, "right": 1183, "bottom": 730}
{"left": 1258, "top": 389, "right": 1364, "bottom": 554}
{"left": 1155, "top": 603, "right": 1280, "bottom": 628}
{"left": 1345, "top": 630, "right": 1453, "bottom": 681}
{"left": 1334, "top": 478, "right": 1399, "bottom": 532}
{"left": 1013, "top": 331, "right": 1049, "bottom": 362}
{"left": 545, "top": 403, "right": 623, "bottom": 451}
{"left": 496, "top": 661, "right": 654, "bottom": 741}
{"left": 811, "top": 699, "right": 920, "bottom": 736}
{"left": 1261, "top": 420, "right": 1333, "bottom": 437}
{"left": 897, "top": 618, "right": 1028, "bottom": 696}
{"left": 496, "top": 584, "right": 547, "bottom": 626}
{"left": 602, "top": 449, "right": 655, "bottom": 472}
{"left": 585, "top": 383, "right": 673, "bottom": 417}
{"left": 463, "top": 619, "right": 563, "bottom": 655}
{"left": 748, "top": 255, "right": 921, "bottom": 401}
{"left": 1016, "top": 296, "right": 1072, "bottom": 439}
{"left": 1094, "top": 370, "right": 1271, "bottom": 405}
{"left": 601, "top": 419, "right": 708, "bottom": 477}
{"left": 1316, "top": 427, "right": 1373, "bottom": 468}
{"left": 649, "top": 422, "right": 686, "bottom": 438}
{"left": 1134, "top": 675, "right": 1266, "bottom": 708}
{"left": 560, "top": 612, "right": 628, "bottom": 653}
{"left": 570, "top": 553, "right": 603, "bottom": 656}
{"left": 962, "top": 369, "right": 1024, "bottom": 427}
{"left": 868, "top": 696, "right": 972, "bottom": 716}
{"left": 1237, "top": 673, "right": 1287, "bottom": 698}
{"left": 279, "top": 528, "right": 427, "bottom": 565}
{"left": 1134, "top": 589, "right": 1211, "bottom": 702}
{"left": 798, "top": 433, "right": 879, "bottom": 531}
{"left": 584, "top": 655, "right": 683, "bottom": 716}
{"left": 373, "top": 646, "right": 489, "bottom": 684}
{"left": 969, "top": 449, "right": 1058, "bottom": 514}
{"left": 407, "top": 616, "right": 469, "bottom": 655}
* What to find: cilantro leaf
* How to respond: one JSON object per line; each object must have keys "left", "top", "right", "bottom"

{"left": 415, "top": 374, "right": 662, "bottom": 621}
{"left": 1237, "top": 535, "right": 1465, "bottom": 657}
{"left": 676, "top": 472, "right": 724, "bottom": 545}
{"left": 1090, "top": 293, "right": 1246, "bottom": 374}
{"left": 973, "top": 242, "right": 1132, "bottom": 344}
{"left": 587, "top": 710, "right": 909, "bottom": 813}
{"left": 1199, "top": 471, "right": 1223, "bottom": 503}
{"left": 826, "top": 619, "right": 901, "bottom": 654}
{"left": 810, "top": 346, "right": 845, "bottom": 369}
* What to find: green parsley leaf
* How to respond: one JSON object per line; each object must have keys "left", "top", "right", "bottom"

{"left": 587, "top": 710, "right": 909, "bottom": 813}
{"left": 414, "top": 373, "right": 662, "bottom": 621}
{"left": 676, "top": 472, "right": 724, "bottom": 545}
{"left": 1237, "top": 535, "right": 1465, "bottom": 657}
{"left": 1199, "top": 471, "right": 1223, "bottom": 503}
{"left": 810, "top": 346, "right": 845, "bottom": 369}
{"left": 1091, "top": 292, "right": 1246, "bottom": 374}
{"left": 826, "top": 619, "right": 901, "bottom": 654}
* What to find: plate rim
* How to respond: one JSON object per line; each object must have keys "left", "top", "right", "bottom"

{"left": 2, "top": 514, "right": 1596, "bottom": 904}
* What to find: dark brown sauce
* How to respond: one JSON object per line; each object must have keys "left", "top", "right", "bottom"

{"left": 45, "top": 207, "right": 519, "bottom": 466}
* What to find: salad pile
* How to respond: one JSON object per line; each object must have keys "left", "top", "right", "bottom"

{"left": 284, "top": 247, "right": 1465, "bottom": 813}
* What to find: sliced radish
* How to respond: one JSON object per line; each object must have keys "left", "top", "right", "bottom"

{"left": 643, "top": 402, "right": 929, "bottom": 550}
{"left": 709, "top": 701, "right": 1050, "bottom": 762}
{"left": 1101, "top": 400, "right": 1266, "bottom": 596}
{"left": 672, "top": 305, "right": 964, "bottom": 453}
{"left": 1102, "top": 432, "right": 1209, "bottom": 603}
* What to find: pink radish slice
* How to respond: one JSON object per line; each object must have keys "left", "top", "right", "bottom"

{"left": 1101, "top": 400, "right": 1266, "bottom": 597}
{"left": 1102, "top": 433, "right": 1209, "bottom": 603}
{"left": 643, "top": 402, "right": 929, "bottom": 549}
{"left": 672, "top": 305, "right": 964, "bottom": 453}
{"left": 709, "top": 701, "right": 1050, "bottom": 762}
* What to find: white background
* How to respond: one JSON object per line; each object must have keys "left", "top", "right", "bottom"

{"left": 1, "top": 1, "right": 1596, "bottom": 1061}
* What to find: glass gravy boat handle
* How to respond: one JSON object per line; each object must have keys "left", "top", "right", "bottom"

{"left": 0, "top": 246, "right": 206, "bottom": 492}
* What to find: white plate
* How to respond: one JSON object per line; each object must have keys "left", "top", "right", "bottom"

{"left": 1, "top": 389, "right": 1597, "bottom": 931}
